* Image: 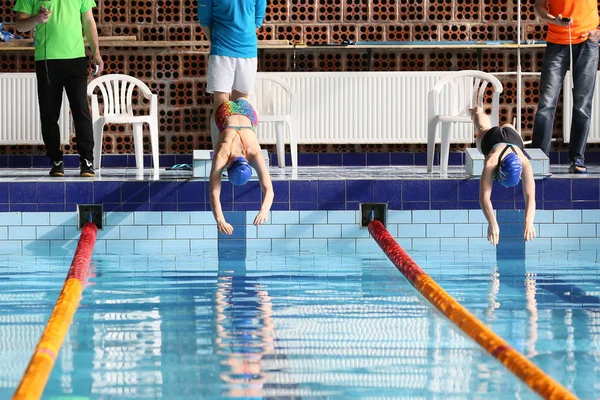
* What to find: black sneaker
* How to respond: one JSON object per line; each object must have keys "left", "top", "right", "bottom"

{"left": 49, "top": 160, "right": 64, "bottom": 177}
{"left": 80, "top": 159, "right": 95, "bottom": 177}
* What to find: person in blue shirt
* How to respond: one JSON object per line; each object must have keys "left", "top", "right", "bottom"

{"left": 198, "top": 0, "right": 267, "bottom": 149}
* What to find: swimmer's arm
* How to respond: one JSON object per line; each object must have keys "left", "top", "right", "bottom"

{"left": 251, "top": 153, "right": 274, "bottom": 223}
{"left": 209, "top": 153, "right": 229, "bottom": 224}
{"left": 250, "top": 152, "right": 275, "bottom": 225}
{"left": 521, "top": 160, "right": 537, "bottom": 241}
{"left": 480, "top": 161, "right": 499, "bottom": 245}
{"left": 479, "top": 163, "right": 496, "bottom": 224}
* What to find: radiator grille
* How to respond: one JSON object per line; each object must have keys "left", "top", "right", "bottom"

{"left": 0, "top": 73, "right": 70, "bottom": 145}
{"left": 255, "top": 72, "right": 475, "bottom": 145}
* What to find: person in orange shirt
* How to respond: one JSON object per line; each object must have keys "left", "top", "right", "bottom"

{"left": 532, "top": 0, "right": 600, "bottom": 173}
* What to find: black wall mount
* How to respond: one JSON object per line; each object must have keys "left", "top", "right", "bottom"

{"left": 360, "top": 203, "right": 387, "bottom": 229}
{"left": 77, "top": 204, "right": 103, "bottom": 230}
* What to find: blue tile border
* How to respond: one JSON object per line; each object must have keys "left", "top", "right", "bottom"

{"left": 1, "top": 151, "right": 597, "bottom": 168}
{"left": 0, "top": 177, "right": 599, "bottom": 211}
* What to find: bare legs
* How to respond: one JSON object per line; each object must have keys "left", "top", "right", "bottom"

{"left": 210, "top": 90, "right": 249, "bottom": 150}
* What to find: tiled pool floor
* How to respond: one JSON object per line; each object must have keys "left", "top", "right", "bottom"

{"left": 0, "top": 164, "right": 599, "bottom": 182}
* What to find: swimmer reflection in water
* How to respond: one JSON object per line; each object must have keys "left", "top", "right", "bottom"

{"left": 214, "top": 263, "right": 275, "bottom": 398}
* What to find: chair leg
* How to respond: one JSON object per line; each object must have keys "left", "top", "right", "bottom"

{"left": 132, "top": 122, "right": 144, "bottom": 169}
{"left": 440, "top": 122, "right": 452, "bottom": 173}
{"left": 93, "top": 119, "right": 104, "bottom": 170}
{"left": 287, "top": 120, "right": 298, "bottom": 168}
{"left": 149, "top": 116, "right": 160, "bottom": 171}
{"left": 275, "top": 121, "right": 285, "bottom": 168}
{"left": 426, "top": 119, "right": 437, "bottom": 173}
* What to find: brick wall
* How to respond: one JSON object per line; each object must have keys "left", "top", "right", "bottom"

{"left": 1, "top": 0, "right": 598, "bottom": 156}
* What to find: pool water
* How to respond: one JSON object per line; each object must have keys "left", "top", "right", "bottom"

{"left": 1, "top": 249, "right": 599, "bottom": 399}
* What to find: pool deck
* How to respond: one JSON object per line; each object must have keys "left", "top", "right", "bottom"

{"left": 0, "top": 153, "right": 598, "bottom": 212}
{"left": 1, "top": 161, "right": 599, "bottom": 182}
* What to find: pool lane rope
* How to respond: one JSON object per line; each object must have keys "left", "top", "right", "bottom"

{"left": 13, "top": 222, "right": 98, "bottom": 400}
{"left": 368, "top": 220, "right": 576, "bottom": 400}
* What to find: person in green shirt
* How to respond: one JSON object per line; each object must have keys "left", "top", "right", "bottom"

{"left": 14, "top": 0, "right": 103, "bottom": 177}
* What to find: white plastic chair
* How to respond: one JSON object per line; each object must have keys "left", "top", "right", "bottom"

{"left": 427, "top": 70, "right": 503, "bottom": 172}
{"left": 87, "top": 74, "right": 159, "bottom": 171}
{"left": 251, "top": 73, "right": 297, "bottom": 168}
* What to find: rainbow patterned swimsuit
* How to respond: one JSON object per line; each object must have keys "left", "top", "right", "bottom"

{"left": 215, "top": 99, "right": 259, "bottom": 133}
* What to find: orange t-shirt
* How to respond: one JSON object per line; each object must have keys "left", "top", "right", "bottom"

{"left": 546, "top": 0, "right": 599, "bottom": 44}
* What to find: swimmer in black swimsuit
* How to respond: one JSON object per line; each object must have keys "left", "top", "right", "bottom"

{"left": 470, "top": 106, "right": 537, "bottom": 246}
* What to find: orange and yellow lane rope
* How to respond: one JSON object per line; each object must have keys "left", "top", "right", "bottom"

{"left": 13, "top": 222, "right": 98, "bottom": 400}
{"left": 368, "top": 219, "right": 576, "bottom": 400}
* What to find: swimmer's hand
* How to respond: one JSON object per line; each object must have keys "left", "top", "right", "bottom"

{"left": 524, "top": 223, "right": 536, "bottom": 242}
{"left": 468, "top": 106, "right": 484, "bottom": 119}
{"left": 217, "top": 219, "right": 234, "bottom": 235}
{"left": 254, "top": 210, "right": 269, "bottom": 226}
{"left": 487, "top": 223, "right": 500, "bottom": 246}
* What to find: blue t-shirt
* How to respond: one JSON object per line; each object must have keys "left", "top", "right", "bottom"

{"left": 198, "top": 0, "right": 266, "bottom": 59}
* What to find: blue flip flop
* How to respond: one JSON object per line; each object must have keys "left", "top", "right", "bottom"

{"left": 568, "top": 160, "right": 588, "bottom": 174}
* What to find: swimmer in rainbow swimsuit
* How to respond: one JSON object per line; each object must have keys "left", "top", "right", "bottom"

{"left": 470, "top": 106, "right": 537, "bottom": 246}
{"left": 209, "top": 98, "right": 273, "bottom": 235}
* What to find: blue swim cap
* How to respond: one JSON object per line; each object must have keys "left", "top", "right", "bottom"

{"left": 227, "top": 156, "right": 252, "bottom": 186}
{"left": 497, "top": 150, "right": 522, "bottom": 187}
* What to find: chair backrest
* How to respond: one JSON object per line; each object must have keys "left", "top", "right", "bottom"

{"left": 250, "top": 73, "right": 295, "bottom": 117}
{"left": 87, "top": 74, "right": 153, "bottom": 116}
{"left": 429, "top": 70, "right": 503, "bottom": 126}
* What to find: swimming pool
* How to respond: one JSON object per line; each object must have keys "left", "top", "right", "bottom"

{"left": 1, "top": 249, "right": 598, "bottom": 399}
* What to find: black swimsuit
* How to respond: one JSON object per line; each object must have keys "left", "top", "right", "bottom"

{"left": 480, "top": 126, "right": 524, "bottom": 156}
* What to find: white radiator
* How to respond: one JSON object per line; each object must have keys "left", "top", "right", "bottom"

{"left": 0, "top": 73, "right": 70, "bottom": 145}
{"left": 563, "top": 70, "right": 600, "bottom": 143}
{"left": 255, "top": 72, "right": 475, "bottom": 145}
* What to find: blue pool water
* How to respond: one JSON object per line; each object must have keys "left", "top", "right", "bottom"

{"left": 1, "top": 249, "right": 599, "bottom": 399}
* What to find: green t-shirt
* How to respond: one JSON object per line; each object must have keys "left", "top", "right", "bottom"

{"left": 14, "top": 0, "right": 96, "bottom": 61}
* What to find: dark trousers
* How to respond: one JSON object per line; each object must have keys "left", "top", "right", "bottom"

{"left": 532, "top": 40, "right": 599, "bottom": 163}
{"left": 35, "top": 57, "right": 94, "bottom": 162}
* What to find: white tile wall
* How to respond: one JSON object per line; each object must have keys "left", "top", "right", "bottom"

{"left": 300, "top": 211, "right": 328, "bottom": 224}
{"left": 190, "top": 239, "right": 218, "bottom": 253}
{"left": 300, "top": 239, "right": 328, "bottom": 252}
{"left": 22, "top": 212, "right": 49, "bottom": 226}
{"left": 313, "top": 224, "right": 342, "bottom": 238}
{"left": 120, "top": 226, "right": 149, "bottom": 240}
{"left": 396, "top": 224, "right": 425, "bottom": 238}
{"left": 258, "top": 225, "right": 286, "bottom": 239}
{"left": 387, "top": 211, "right": 411, "bottom": 224}
{"left": 0, "top": 210, "right": 599, "bottom": 255}
{"left": 175, "top": 226, "right": 204, "bottom": 239}
{"left": 134, "top": 240, "right": 163, "bottom": 254}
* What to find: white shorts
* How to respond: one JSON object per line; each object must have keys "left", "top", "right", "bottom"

{"left": 206, "top": 55, "right": 258, "bottom": 95}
